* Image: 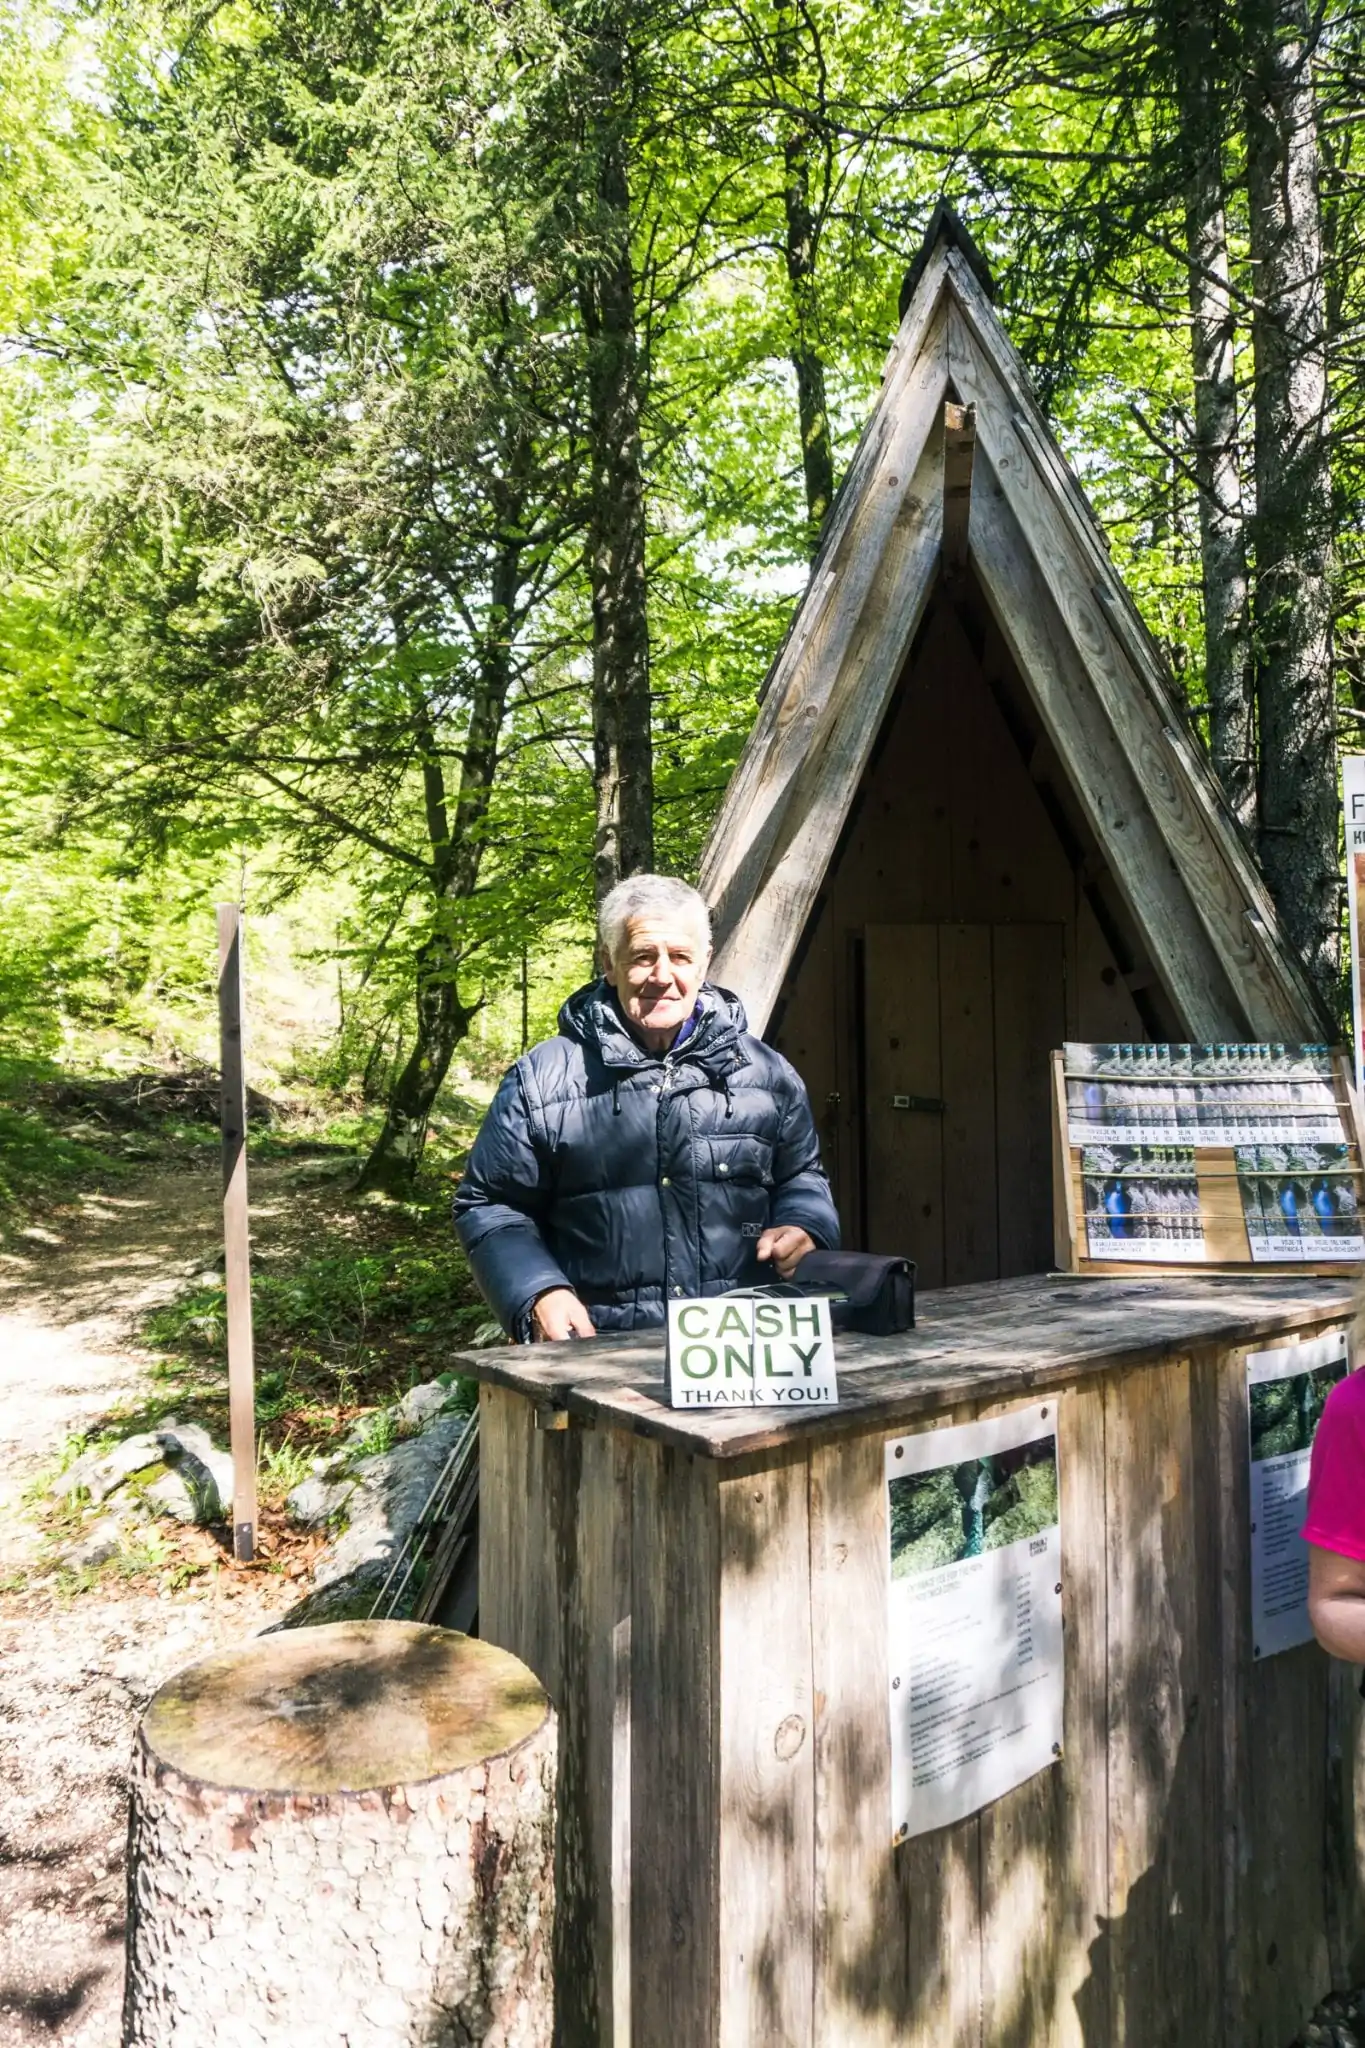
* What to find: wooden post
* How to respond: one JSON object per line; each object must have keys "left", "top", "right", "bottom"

{"left": 941, "top": 399, "right": 976, "bottom": 576}
{"left": 122, "top": 1620, "right": 557, "bottom": 2048}
{"left": 217, "top": 902, "right": 257, "bottom": 1563}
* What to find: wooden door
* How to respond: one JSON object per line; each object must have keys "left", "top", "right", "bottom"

{"left": 864, "top": 923, "right": 1065, "bottom": 1286}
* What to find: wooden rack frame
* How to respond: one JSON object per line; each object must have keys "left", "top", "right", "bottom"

{"left": 1052, "top": 1045, "right": 1365, "bottom": 1276}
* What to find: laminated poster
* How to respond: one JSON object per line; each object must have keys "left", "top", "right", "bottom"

{"left": 886, "top": 1402, "right": 1063, "bottom": 1840}
{"left": 1247, "top": 1331, "right": 1349, "bottom": 1659}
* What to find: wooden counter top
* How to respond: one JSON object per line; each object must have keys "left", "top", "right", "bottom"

{"left": 452, "top": 1271, "right": 1356, "bottom": 1459}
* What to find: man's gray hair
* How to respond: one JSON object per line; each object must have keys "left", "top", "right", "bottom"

{"left": 598, "top": 874, "right": 713, "bottom": 964}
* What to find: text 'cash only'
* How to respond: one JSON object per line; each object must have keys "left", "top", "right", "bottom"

{"left": 666, "top": 1296, "right": 839, "bottom": 1409}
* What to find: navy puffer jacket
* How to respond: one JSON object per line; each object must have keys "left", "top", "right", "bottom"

{"left": 453, "top": 979, "right": 840, "bottom": 1336}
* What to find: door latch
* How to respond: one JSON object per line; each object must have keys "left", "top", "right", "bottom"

{"left": 891, "top": 1094, "right": 945, "bottom": 1113}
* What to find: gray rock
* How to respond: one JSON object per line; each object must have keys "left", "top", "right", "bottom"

{"left": 57, "top": 1433, "right": 166, "bottom": 1504}
{"left": 142, "top": 1467, "right": 198, "bottom": 1523}
{"left": 393, "top": 1382, "right": 456, "bottom": 1431}
{"left": 157, "top": 1423, "right": 233, "bottom": 1522}
{"left": 62, "top": 1518, "right": 122, "bottom": 1570}
{"left": 275, "top": 1412, "right": 472, "bottom": 1631}
{"left": 286, "top": 1476, "right": 357, "bottom": 1529}
{"left": 319, "top": 1413, "right": 470, "bottom": 1592}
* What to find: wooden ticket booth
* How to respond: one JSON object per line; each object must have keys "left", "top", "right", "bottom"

{"left": 698, "top": 203, "right": 1327, "bottom": 1289}
{"left": 458, "top": 210, "right": 1365, "bottom": 2048}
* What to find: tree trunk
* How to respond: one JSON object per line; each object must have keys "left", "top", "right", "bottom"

{"left": 359, "top": 551, "right": 521, "bottom": 1194}
{"left": 778, "top": 5, "right": 834, "bottom": 558}
{"left": 357, "top": 934, "right": 477, "bottom": 1195}
{"left": 580, "top": 21, "right": 653, "bottom": 903}
{"left": 122, "top": 1620, "right": 556, "bottom": 2048}
{"left": 1165, "top": 0, "right": 1256, "bottom": 822}
{"left": 1244, "top": 0, "right": 1338, "bottom": 1012}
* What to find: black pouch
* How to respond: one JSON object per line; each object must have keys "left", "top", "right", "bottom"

{"left": 783, "top": 1250, "right": 916, "bottom": 1335}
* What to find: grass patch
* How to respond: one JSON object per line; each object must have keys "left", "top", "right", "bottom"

{"left": 0, "top": 1096, "right": 130, "bottom": 1221}
{"left": 135, "top": 1206, "right": 486, "bottom": 1469}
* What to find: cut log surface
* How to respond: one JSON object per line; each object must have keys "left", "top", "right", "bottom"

{"left": 122, "top": 1619, "right": 556, "bottom": 2048}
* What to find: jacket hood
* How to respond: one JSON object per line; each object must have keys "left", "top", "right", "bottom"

{"left": 557, "top": 978, "right": 750, "bottom": 1077}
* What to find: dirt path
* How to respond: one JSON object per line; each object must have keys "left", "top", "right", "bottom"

{"left": 0, "top": 1165, "right": 296, "bottom": 2047}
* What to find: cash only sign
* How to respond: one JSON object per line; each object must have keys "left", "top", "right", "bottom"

{"left": 666, "top": 1294, "right": 838, "bottom": 1409}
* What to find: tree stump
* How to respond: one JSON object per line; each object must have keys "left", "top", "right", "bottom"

{"left": 122, "top": 1619, "right": 555, "bottom": 2048}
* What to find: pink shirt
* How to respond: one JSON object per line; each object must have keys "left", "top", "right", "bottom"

{"left": 1304, "top": 1367, "right": 1365, "bottom": 1563}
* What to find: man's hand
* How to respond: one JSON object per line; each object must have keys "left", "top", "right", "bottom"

{"left": 756, "top": 1225, "right": 816, "bottom": 1280}
{"left": 531, "top": 1287, "right": 597, "bottom": 1342}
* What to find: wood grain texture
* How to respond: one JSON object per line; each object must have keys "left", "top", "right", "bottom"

{"left": 944, "top": 285, "right": 1313, "bottom": 1041}
{"left": 1103, "top": 1357, "right": 1222, "bottom": 2047}
{"left": 939, "top": 247, "right": 1320, "bottom": 1038}
{"left": 717, "top": 1448, "right": 816, "bottom": 2045}
{"left": 809, "top": 1431, "right": 899, "bottom": 2046}
{"left": 630, "top": 1439, "right": 721, "bottom": 2045}
{"left": 940, "top": 923, "right": 999, "bottom": 1284}
{"left": 942, "top": 400, "right": 976, "bottom": 571}
{"left": 705, "top": 319, "right": 950, "bottom": 1031}
{"left": 477, "top": 1384, "right": 564, "bottom": 1703}
{"left": 553, "top": 1421, "right": 634, "bottom": 2048}
{"left": 992, "top": 926, "right": 1065, "bottom": 1281}
{"left": 979, "top": 1383, "right": 1108, "bottom": 2048}
{"left": 455, "top": 1276, "right": 1354, "bottom": 1460}
{"left": 865, "top": 924, "right": 944, "bottom": 1278}
{"left": 968, "top": 458, "right": 1245, "bottom": 1040}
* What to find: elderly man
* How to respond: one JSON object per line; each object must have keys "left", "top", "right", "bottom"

{"left": 454, "top": 873, "right": 840, "bottom": 1339}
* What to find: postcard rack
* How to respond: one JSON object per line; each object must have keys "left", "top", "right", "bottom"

{"left": 1051, "top": 1042, "right": 1365, "bottom": 1276}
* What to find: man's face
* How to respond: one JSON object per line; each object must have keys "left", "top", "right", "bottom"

{"left": 604, "top": 916, "right": 710, "bottom": 1040}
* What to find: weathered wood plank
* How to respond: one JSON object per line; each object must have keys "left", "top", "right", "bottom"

{"left": 554, "top": 1422, "right": 634, "bottom": 2048}
{"left": 717, "top": 1447, "right": 816, "bottom": 2046}
{"left": 967, "top": 454, "right": 1245, "bottom": 1040}
{"left": 1104, "top": 1356, "right": 1222, "bottom": 2047}
{"left": 946, "top": 287, "right": 1311, "bottom": 1042}
{"left": 991, "top": 926, "right": 1065, "bottom": 1281}
{"left": 942, "top": 400, "right": 976, "bottom": 572}
{"left": 705, "top": 320, "right": 951, "bottom": 1031}
{"left": 630, "top": 1438, "right": 721, "bottom": 2044}
{"left": 978, "top": 1382, "right": 1109, "bottom": 2048}
{"left": 865, "top": 924, "right": 944, "bottom": 1279}
{"left": 454, "top": 1277, "right": 1354, "bottom": 1460}
{"left": 940, "top": 924, "right": 999, "bottom": 1284}
{"left": 478, "top": 1383, "right": 563, "bottom": 1702}
{"left": 810, "top": 1431, "right": 900, "bottom": 2046}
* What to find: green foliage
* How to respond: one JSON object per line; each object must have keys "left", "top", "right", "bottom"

{"left": 142, "top": 1226, "right": 486, "bottom": 1428}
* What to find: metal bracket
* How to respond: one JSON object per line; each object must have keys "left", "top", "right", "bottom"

{"left": 891, "top": 1094, "right": 945, "bottom": 1114}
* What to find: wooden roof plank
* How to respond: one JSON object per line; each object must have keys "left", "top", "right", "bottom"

{"left": 941, "top": 253, "right": 1323, "bottom": 1037}
{"left": 944, "top": 296, "right": 1315, "bottom": 1040}
{"left": 968, "top": 454, "right": 1247, "bottom": 1036}
{"left": 703, "top": 313, "right": 950, "bottom": 1023}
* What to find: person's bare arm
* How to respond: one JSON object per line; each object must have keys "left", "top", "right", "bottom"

{"left": 1308, "top": 1545, "right": 1365, "bottom": 1662}
{"left": 531, "top": 1288, "right": 597, "bottom": 1341}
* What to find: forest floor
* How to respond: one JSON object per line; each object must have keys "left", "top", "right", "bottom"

{"left": 0, "top": 1073, "right": 1361, "bottom": 2048}
{"left": 0, "top": 1157, "right": 296, "bottom": 2045}
{"left": 0, "top": 1063, "right": 488, "bottom": 2048}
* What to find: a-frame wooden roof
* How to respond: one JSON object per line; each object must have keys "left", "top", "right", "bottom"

{"left": 699, "top": 210, "right": 1328, "bottom": 1044}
